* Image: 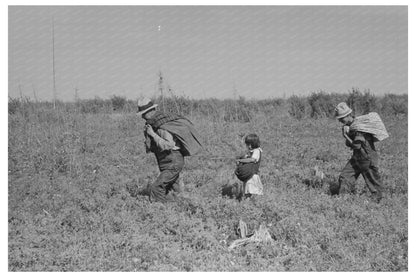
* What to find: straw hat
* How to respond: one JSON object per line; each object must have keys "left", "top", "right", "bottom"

{"left": 334, "top": 102, "right": 352, "bottom": 119}
{"left": 137, "top": 98, "right": 158, "bottom": 116}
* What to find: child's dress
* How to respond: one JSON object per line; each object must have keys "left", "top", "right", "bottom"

{"left": 244, "top": 148, "right": 263, "bottom": 195}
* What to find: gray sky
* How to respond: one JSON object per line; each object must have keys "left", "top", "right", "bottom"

{"left": 8, "top": 5, "right": 408, "bottom": 101}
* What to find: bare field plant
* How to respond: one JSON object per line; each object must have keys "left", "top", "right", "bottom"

{"left": 8, "top": 95, "right": 407, "bottom": 271}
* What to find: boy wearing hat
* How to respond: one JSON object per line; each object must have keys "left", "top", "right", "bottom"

{"left": 332, "top": 102, "right": 384, "bottom": 203}
{"left": 138, "top": 98, "right": 202, "bottom": 203}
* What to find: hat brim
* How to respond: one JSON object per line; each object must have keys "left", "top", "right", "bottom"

{"left": 336, "top": 109, "right": 352, "bottom": 119}
{"left": 137, "top": 104, "right": 158, "bottom": 116}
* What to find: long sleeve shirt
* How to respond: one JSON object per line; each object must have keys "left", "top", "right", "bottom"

{"left": 153, "top": 129, "right": 180, "bottom": 151}
{"left": 146, "top": 128, "right": 180, "bottom": 153}
{"left": 346, "top": 130, "right": 378, "bottom": 161}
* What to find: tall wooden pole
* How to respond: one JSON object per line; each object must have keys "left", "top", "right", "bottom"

{"left": 159, "top": 71, "right": 165, "bottom": 112}
{"left": 157, "top": 25, "right": 165, "bottom": 112}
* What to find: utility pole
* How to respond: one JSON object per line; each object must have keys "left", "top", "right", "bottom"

{"left": 156, "top": 25, "right": 166, "bottom": 112}
{"left": 74, "top": 86, "right": 79, "bottom": 101}
{"left": 52, "top": 17, "right": 57, "bottom": 109}
{"left": 158, "top": 71, "right": 165, "bottom": 112}
{"left": 18, "top": 83, "right": 23, "bottom": 101}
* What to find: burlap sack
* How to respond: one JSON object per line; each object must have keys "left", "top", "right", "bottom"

{"left": 350, "top": 112, "right": 389, "bottom": 142}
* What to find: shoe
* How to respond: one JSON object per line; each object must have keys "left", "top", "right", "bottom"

{"left": 370, "top": 192, "right": 383, "bottom": 203}
{"left": 172, "top": 179, "right": 185, "bottom": 193}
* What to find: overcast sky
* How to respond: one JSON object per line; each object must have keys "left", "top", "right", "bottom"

{"left": 8, "top": 5, "right": 407, "bottom": 101}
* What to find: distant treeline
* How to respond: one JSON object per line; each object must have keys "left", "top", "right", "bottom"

{"left": 9, "top": 88, "right": 407, "bottom": 121}
{"left": 287, "top": 88, "right": 407, "bottom": 119}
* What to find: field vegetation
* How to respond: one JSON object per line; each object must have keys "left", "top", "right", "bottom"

{"left": 8, "top": 89, "right": 407, "bottom": 271}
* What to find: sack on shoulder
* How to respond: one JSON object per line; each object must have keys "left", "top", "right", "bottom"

{"left": 350, "top": 112, "right": 389, "bottom": 142}
{"left": 158, "top": 119, "right": 203, "bottom": 156}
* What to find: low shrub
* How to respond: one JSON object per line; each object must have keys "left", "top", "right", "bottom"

{"left": 110, "top": 95, "right": 127, "bottom": 111}
{"left": 380, "top": 94, "right": 407, "bottom": 116}
{"left": 223, "top": 98, "right": 252, "bottom": 123}
{"left": 8, "top": 97, "right": 21, "bottom": 115}
{"left": 288, "top": 95, "right": 310, "bottom": 119}
{"left": 346, "top": 88, "right": 379, "bottom": 115}
{"left": 79, "top": 97, "right": 110, "bottom": 114}
{"left": 307, "top": 91, "right": 340, "bottom": 118}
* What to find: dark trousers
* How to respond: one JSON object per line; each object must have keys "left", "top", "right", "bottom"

{"left": 148, "top": 150, "right": 184, "bottom": 203}
{"left": 331, "top": 156, "right": 383, "bottom": 197}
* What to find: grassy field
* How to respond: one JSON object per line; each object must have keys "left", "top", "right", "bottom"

{"left": 8, "top": 101, "right": 407, "bottom": 271}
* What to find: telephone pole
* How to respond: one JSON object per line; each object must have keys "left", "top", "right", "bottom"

{"left": 158, "top": 71, "right": 165, "bottom": 112}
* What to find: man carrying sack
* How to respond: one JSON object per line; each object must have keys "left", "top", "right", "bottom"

{"left": 138, "top": 98, "right": 203, "bottom": 203}
{"left": 332, "top": 102, "right": 388, "bottom": 203}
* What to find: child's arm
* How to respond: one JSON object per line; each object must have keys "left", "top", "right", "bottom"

{"left": 237, "top": 148, "right": 261, "bottom": 164}
{"left": 236, "top": 157, "right": 257, "bottom": 163}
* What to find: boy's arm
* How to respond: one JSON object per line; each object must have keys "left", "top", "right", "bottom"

{"left": 343, "top": 126, "right": 365, "bottom": 150}
{"left": 351, "top": 132, "right": 366, "bottom": 150}
{"left": 342, "top": 126, "right": 353, "bottom": 147}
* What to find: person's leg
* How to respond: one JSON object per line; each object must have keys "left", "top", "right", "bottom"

{"left": 354, "top": 154, "right": 383, "bottom": 202}
{"left": 165, "top": 151, "right": 185, "bottom": 194}
{"left": 361, "top": 163, "right": 384, "bottom": 202}
{"left": 148, "top": 170, "right": 176, "bottom": 202}
{"left": 332, "top": 159, "right": 360, "bottom": 195}
{"left": 235, "top": 182, "right": 244, "bottom": 201}
{"left": 149, "top": 151, "right": 184, "bottom": 202}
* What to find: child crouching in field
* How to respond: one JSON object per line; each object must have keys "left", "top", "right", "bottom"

{"left": 235, "top": 134, "right": 263, "bottom": 198}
